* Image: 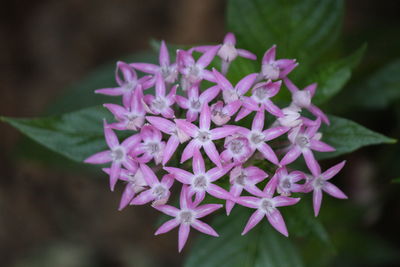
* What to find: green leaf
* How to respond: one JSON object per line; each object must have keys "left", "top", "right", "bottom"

{"left": 227, "top": 0, "right": 344, "bottom": 61}
{"left": 1, "top": 106, "right": 112, "bottom": 162}
{"left": 310, "top": 44, "right": 366, "bottom": 105}
{"left": 392, "top": 178, "right": 400, "bottom": 184}
{"left": 317, "top": 115, "right": 396, "bottom": 159}
{"left": 184, "top": 207, "right": 304, "bottom": 267}
{"left": 283, "top": 198, "right": 332, "bottom": 248}
{"left": 351, "top": 59, "right": 400, "bottom": 109}
{"left": 46, "top": 51, "right": 157, "bottom": 115}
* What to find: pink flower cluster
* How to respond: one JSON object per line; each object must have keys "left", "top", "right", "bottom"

{"left": 85, "top": 33, "right": 347, "bottom": 252}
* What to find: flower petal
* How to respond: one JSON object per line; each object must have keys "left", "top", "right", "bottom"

{"left": 266, "top": 209, "right": 288, "bottom": 237}
{"left": 104, "top": 120, "right": 119, "bottom": 148}
{"left": 313, "top": 188, "right": 323, "bottom": 216}
{"left": 235, "top": 196, "right": 260, "bottom": 209}
{"left": 199, "top": 103, "right": 211, "bottom": 130}
{"left": 146, "top": 116, "right": 174, "bottom": 134}
{"left": 191, "top": 219, "right": 219, "bottom": 237}
{"left": 252, "top": 110, "right": 265, "bottom": 131}
{"left": 241, "top": 210, "right": 264, "bottom": 235}
{"left": 273, "top": 196, "right": 300, "bottom": 207}
{"left": 263, "top": 126, "right": 289, "bottom": 141}
{"left": 197, "top": 45, "right": 220, "bottom": 68}
{"left": 280, "top": 146, "right": 302, "bottom": 166}
{"left": 194, "top": 204, "right": 223, "bottom": 218}
{"left": 130, "top": 189, "right": 154, "bottom": 205}
{"left": 212, "top": 68, "right": 233, "bottom": 91}
{"left": 84, "top": 150, "right": 112, "bottom": 164}
{"left": 193, "top": 149, "right": 206, "bottom": 174}
{"left": 262, "top": 45, "right": 276, "bottom": 64}
{"left": 154, "top": 204, "right": 180, "bottom": 217}
{"left": 199, "top": 85, "right": 220, "bottom": 103}
{"left": 258, "top": 143, "right": 279, "bottom": 165}
{"left": 162, "top": 136, "right": 180, "bottom": 165}
{"left": 303, "top": 149, "right": 321, "bottom": 177}
{"left": 163, "top": 167, "right": 193, "bottom": 184}
{"left": 323, "top": 182, "right": 348, "bottom": 199}
{"left": 109, "top": 161, "right": 122, "bottom": 191}
{"left": 310, "top": 140, "right": 335, "bottom": 152}
{"left": 119, "top": 184, "right": 137, "bottom": 211}
{"left": 181, "top": 140, "right": 201, "bottom": 163}
{"left": 178, "top": 224, "right": 191, "bottom": 252}
{"left": 155, "top": 219, "right": 180, "bottom": 235}
{"left": 140, "top": 163, "right": 159, "bottom": 186}
{"left": 159, "top": 40, "right": 170, "bottom": 66}
{"left": 130, "top": 63, "right": 159, "bottom": 74}
{"left": 322, "top": 161, "right": 346, "bottom": 180}
{"left": 207, "top": 184, "right": 231, "bottom": 200}
{"left": 203, "top": 141, "right": 222, "bottom": 168}
{"left": 264, "top": 99, "right": 284, "bottom": 117}
{"left": 155, "top": 73, "right": 166, "bottom": 96}
{"left": 175, "top": 119, "right": 198, "bottom": 137}
{"left": 236, "top": 73, "right": 258, "bottom": 96}
{"left": 237, "top": 49, "right": 257, "bottom": 60}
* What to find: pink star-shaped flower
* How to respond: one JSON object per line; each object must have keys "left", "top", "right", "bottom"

{"left": 145, "top": 116, "right": 190, "bottom": 165}
{"left": 144, "top": 73, "right": 177, "bottom": 118}
{"left": 131, "top": 124, "right": 165, "bottom": 165}
{"left": 103, "top": 85, "right": 146, "bottom": 131}
{"left": 177, "top": 46, "right": 219, "bottom": 90}
{"left": 225, "top": 165, "right": 268, "bottom": 215}
{"left": 236, "top": 80, "right": 284, "bottom": 121}
{"left": 261, "top": 45, "right": 297, "bottom": 80}
{"left": 303, "top": 160, "right": 347, "bottom": 216}
{"left": 280, "top": 118, "right": 335, "bottom": 176}
{"left": 164, "top": 150, "right": 233, "bottom": 204}
{"left": 175, "top": 84, "right": 220, "bottom": 122}
{"left": 210, "top": 100, "right": 241, "bottom": 126}
{"left": 275, "top": 167, "right": 306, "bottom": 196}
{"left": 175, "top": 103, "right": 239, "bottom": 167}
{"left": 130, "top": 163, "right": 174, "bottom": 207}
{"left": 154, "top": 185, "right": 222, "bottom": 252}
{"left": 84, "top": 120, "right": 141, "bottom": 191}
{"left": 95, "top": 61, "right": 152, "bottom": 107}
{"left": 130, "top": 40, "right": 178, "bottom": 84}
{"left": 284, "top": 77, "right": 330, "bottom": 124}
{"left": 102, "top": 166, "right": 147, "bottom": 210}
{"left": 213, "top": 68, "right": 258, "bottom": 104}
{"left": 191, "top": 32, "right": 256, "bottom": 74}
{"left": 237, "top": 110, "right": 289, "bottom": 165}
{"left": 236, "top": 174, "right": 300, "bottom": 236}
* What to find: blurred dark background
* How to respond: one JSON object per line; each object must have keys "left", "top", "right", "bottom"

{"left": 1, "top": 0, "right": 400, "bottom": 266}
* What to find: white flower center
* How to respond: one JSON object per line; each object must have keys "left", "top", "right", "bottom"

{"left": 190, "top": 99, "right": 201, "bottom": 111}
{"left": 152, "top": 184, "right": 167, "bottom": 199}
{"left": 260, "top": 198, "right": 274, "bottom": 213}
{"left": 218, "top": 43, "right": 238, "bottom": 62}
{"left": 151, "top": 98, "right": 167, "bottom": 111}
{"left": 229, "top": 139, "right": 245, "bottom": 154}
{"left": 193, "top": 175, "right": 208, "bottom": 190}
{"left": 295, "top": 134, "right": 310, "bottom": 148}
{"left": 262, "top": 62, "right": 280, "bottom": 80}
{"left": 196, "top": 131, "right": 211, "bottom": 143}
{"left": 145, "top": 142, "right": 160, "bottom": 155}
{"left": 111, "top": 147, "right": 125, "bottom": 161}
{"left": 179, "top": 210, "right": 194, "bottom": 224}
{"left": 253, "top": 87, "right": 268, "bottom": 101}
{"left": 234, "top": 172, "right": 247, "bottom": 186}
{"left": 313, "top": 177, "right": 325, "bottom": 189}
{"left": 250, "top": 132, "right": 264, "bottom": 145}
{"left": 123, "top": 81, "right": 137, "bottom": 92}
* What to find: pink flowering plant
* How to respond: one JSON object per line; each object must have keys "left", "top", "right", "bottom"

{"left": 81, "top": 32, "right": 387, "bottom": 253}
{"left": 2, "top": 0, "right": 397, "bottom": 265}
